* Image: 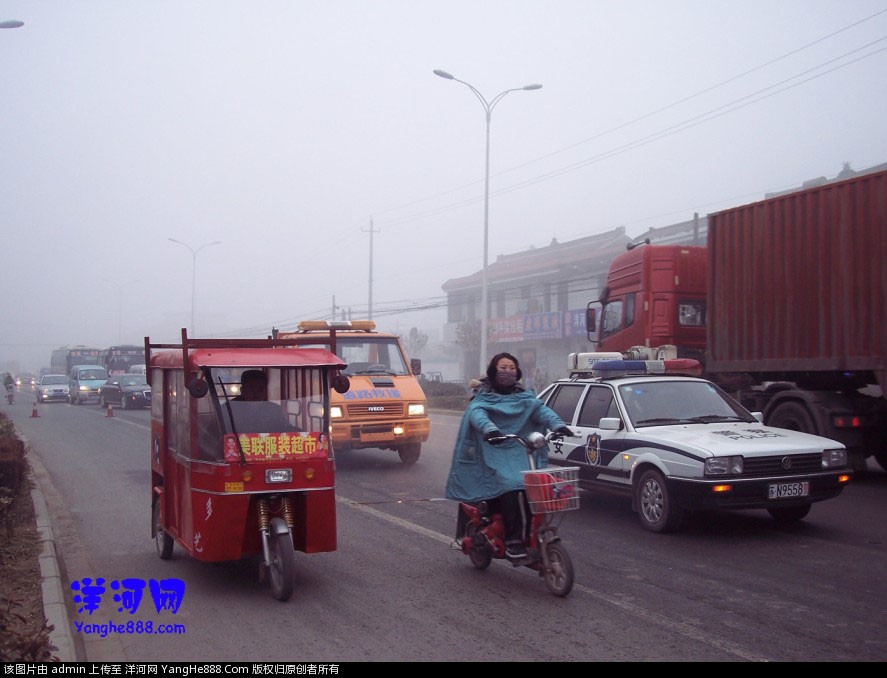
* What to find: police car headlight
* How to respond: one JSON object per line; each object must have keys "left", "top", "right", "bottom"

{"left": 408, "top": 403, "right": 425, "bottom": 416}
{"left": 822, "top": 448, "right": 847, "bottom": 468}
{"left": 330, "top": 405, "right": 343, "bottom": 419}
{"left": 704, "top": 456, "right": 743, "bottom": 476}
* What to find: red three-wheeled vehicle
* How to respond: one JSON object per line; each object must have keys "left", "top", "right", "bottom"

{"left": 147, "top": 330, "right": 349, "bottom": 601}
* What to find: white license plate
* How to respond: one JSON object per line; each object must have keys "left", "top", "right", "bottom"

{"left": 768, "top": 481, "right": 810, "bottom": 499}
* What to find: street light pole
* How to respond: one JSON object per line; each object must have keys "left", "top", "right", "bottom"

{"left": 168, "top": 238, "right": 221, "bottom": 335}
{"left": 433, "top": 69, "right": 542, "bottom": 376}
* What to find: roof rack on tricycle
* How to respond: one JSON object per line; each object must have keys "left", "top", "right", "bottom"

{"left": 146, "top": 329, "right": 350, "bottom": 601}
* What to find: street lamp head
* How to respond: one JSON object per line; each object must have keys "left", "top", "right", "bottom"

{"left": 523, "top": 84, "right": 543, "bottom": 91}
{"left": 0, "top": 20, "right": 24, "bottom": 29}
{"left": 433, "top": 69, "right": 454, "bottom": 80}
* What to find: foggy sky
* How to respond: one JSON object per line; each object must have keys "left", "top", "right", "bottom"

{"left": 2, "top": 1, "right": 886, "bottom": 372}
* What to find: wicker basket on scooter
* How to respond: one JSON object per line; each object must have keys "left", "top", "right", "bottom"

{"left": 522, "top": 466, "right": 580, "bottom": 513}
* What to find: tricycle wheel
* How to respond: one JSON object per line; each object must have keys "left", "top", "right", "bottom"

{"left": 153, "top": 499, "right": 173, "bottom": 560}
{"left": 268, "top": 519, "right": 296, "bottom": 602}
{"left": 465, "top": 523, "right": 492, "bottom": 570}
{"left": 543, "top": 541, "right": 574, "bottom": 597}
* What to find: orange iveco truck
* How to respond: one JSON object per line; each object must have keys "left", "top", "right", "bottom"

{"left": 273, "top": 320, "right": 430, "bottom": 465}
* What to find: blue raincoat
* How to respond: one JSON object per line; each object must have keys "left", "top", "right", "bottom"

{"left": 444, "top": 389, "right": 568, "bottom": 502}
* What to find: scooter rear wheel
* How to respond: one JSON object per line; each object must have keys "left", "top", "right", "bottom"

{"left": 543, "top": 541, "right": 574, "bottom": 597}
{"left": 465, "top": 523, "right": 492, "bottom": 570}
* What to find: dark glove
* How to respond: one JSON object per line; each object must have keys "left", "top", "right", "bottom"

{"left": 483, "top": 429, "right": 504, "bottom": 444}
{"left": 555, "top": 426, "right": 574, "bottom": 437}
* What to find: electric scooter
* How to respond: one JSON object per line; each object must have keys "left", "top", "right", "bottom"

{"left": 455, "top": 431, "right": 580, "bottom": 597}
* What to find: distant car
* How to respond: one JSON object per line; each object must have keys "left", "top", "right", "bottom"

{"left": 16, "top": 373, "right": 35, "bottom": 387}
{"left": 36, "top": 374, "right": 69, "bottom": 403}
{"left": 537, "top": 355, "right": 853, "bottom": 533}
{"left": 98, "top": 373, "right": 151, "bottom": 410}
{"left": 68, "top": 365, "right": 109, "bottom": 405}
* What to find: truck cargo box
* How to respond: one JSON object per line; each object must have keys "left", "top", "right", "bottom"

{"left": 706, "top": 169, "right": 886, "bottom": 391}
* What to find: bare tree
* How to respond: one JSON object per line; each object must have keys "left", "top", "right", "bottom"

{"left": 402, "top": 327, "right": 428, "bottom": 357}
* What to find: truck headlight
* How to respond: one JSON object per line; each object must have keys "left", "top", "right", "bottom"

{"left": 330, "top": 405, "right": 343, "bottom": 419}
{"left": 822, "top": 448, "right": 847, "bottom": 468}
{"left": 408, "top": 403, "right": 425, "bottom": 416}
{"left": 704, "top": 456, "right": 743, "bottom": 476}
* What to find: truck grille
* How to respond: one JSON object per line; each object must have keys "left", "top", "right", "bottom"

{"left": 743, "top": 453, "right": 822, "bottom": 476}
{"left": 347, "top": 403, "right": 405, "bottom": 418}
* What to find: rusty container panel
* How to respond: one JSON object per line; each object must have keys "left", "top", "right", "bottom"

{"left": 706, "top": 169, "right": 887, "bottom": 384}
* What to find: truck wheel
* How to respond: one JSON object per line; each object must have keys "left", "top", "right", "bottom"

{"left": 767, "top": 504, "right": 811, "bottom": 524}
{"left": 636, "top": 468, "right": 684, "bottom": 533}
{"left": 767, "top": 401, "right": 815, "bottom": 434}
{"left": 398, "top": 443, "right": 421, "bottom": 465}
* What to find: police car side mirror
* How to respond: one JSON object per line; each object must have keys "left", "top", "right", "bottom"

{"left": 599, "top": 417, "right": 622, "bottom": 431}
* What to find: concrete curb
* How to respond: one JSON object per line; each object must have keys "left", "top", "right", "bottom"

{"left": 27, "top": 457, "right": 77, "bottom": 662}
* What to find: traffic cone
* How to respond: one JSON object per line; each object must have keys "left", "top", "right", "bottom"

{"left": 106, "top": 403, "right": 114, "bottom": 418}
{"left": 31, "top": 401, "right": 40, "bottom": 418}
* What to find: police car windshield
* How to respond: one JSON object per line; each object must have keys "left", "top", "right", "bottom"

{"left": 620, "top": 380, "right": 755, "bottom": 427}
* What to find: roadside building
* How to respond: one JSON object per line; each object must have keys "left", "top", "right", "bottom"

{"left": 441, "top": 217, "right": 708, "bottom": 388}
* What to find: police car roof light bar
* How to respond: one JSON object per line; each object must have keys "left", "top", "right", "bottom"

{"left": 588, "top": 358, "right": 703, "bottom": 378}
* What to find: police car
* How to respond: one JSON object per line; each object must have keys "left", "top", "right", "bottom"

{"left": 537, "top": 354, "right": 853, "bottom": 533}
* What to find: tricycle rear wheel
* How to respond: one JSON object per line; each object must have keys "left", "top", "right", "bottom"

{"left": 268, "top": 518, "right": 296, "bottom": 602}
{"left": 153, "top": 499, "right": 174, "bottom": 560}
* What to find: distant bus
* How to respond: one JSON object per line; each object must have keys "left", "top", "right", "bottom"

{"left": 50, "top": 346, "right": 103, "bottom": 375}
{"left": 101, "top": 345, "right": 145, "bottom": 375}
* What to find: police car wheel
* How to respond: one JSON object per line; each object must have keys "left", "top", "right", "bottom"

{"left": 767, "top": 504, "right": 811, "bottom": 524}
{"left": 636, "top": 468, "right": 685, "bottom": 533}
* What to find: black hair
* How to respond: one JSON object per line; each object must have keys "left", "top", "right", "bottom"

{"left": 240, "top": 369, "right": 267, "bottom": 385}
{"left": 485, "top": 352, "right": 522, "bottom": 382}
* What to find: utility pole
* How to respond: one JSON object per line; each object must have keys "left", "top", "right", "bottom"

{"left": 362, "top": 219, "right": 381, "bottom": 320}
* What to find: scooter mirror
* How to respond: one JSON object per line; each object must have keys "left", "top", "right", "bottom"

{"left": 527, "top": 432, "right": 547, "bottom": 449}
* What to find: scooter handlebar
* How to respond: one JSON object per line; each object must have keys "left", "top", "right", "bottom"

{"left": 486, "top": 430, "right": 576, "bottom": 450}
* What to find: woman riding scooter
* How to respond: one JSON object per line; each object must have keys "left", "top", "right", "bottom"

{"left": 4, "top": 373, "right": 14, "bottom": 404}
{"left": 445, "top": 353, "right": 573, "bottom": 560}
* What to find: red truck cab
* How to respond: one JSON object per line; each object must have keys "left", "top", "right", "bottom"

{"left": 591, "top": 243, "right": 707, "bottom": 361}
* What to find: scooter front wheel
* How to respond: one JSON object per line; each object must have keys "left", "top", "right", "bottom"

{"left": 542, "top": 541, "right": 574, "bottom": 597}
{"left": 267, "top": 518, "right": 296, "bottom": 602}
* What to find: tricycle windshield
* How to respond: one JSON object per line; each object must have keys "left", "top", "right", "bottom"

{"left": 196, "top": 366, "right": 331, "bottom": 463}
